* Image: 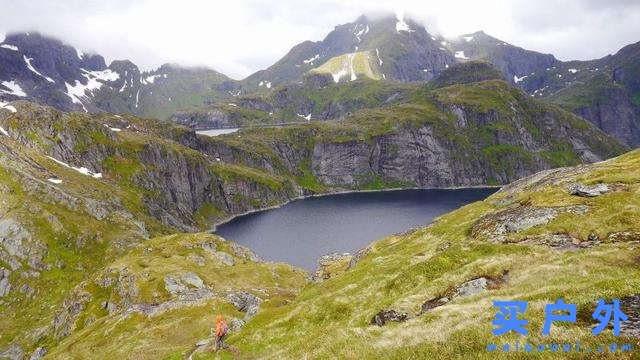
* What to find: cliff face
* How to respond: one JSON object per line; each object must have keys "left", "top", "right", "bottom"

{"left": 1, "top": 79, "right": 625, "bottom": 235}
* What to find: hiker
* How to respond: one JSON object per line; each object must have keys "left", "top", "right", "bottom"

{"left": 214, "top": 314, "right": 229, "bottom": 351}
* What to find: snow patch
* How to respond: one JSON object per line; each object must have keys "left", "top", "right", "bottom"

{"left": 303, "top": 54, "right": 320, "bottom": 65}
{"left": 463, "top": 36, "right": 474, "bottom": 42}
{"left": 0, "top": 101, "right": 17, "bottom": 113}
{"left": 354, "top": 24, "right": 369, "bottom": 42}
{"left": 1, "top": 80, "right": 27, "bottom": 97}
{"left": 76, "top": 48, "right": 84, "bottom": 60}
{"left": 0, "top": 44, "right": 18, "bottom": 51}
{"left": 47, "top": 178, "right": 62, "bottom": 184}
{"left": 0, "top": 126, "right": 8, "bottom": 136}
{"left": 395, "top": 13, "right": 414, "bottom": 33}
{"left": 228, "top": 103, "right": 237, "bottom": 107}
{"left": 24, "top": 55, "right": 55, "bottom": 83}
{"left": 454, "top": 51, "right": 469, "bottom": 59}
{"left": 568, "top": 68, "right": 579, "bottom": 74}
{"left": 297, "top": 113, "right": 311, "bottom": 121}
{"left": 64, "top": 69, "right": 120, "bottom": 112}
{"left": 46, "top": 156, "right": 102, "bottom": 179}
{"left": 135, "top": 89, "right": 140, "bottom": 108}
{"left": 375, "top": 48, "right": 383, "bottom": 66}
{"left": 348, "top": 53, "right": 356, "bottom": 81}
{"left": 141, "top": 74, "right": 161, "bottom": 84}
{"left": 513, "top": 75, "right": 527, "bottom": 83}
{"left": 258, "top": 80, "right": 272, "bottom": 88}
{"left": 440, "top": 41, "right": 447, "bottom": 46}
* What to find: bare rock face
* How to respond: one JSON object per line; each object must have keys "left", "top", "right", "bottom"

{"left": 371, "top": 310, "right": 408, "bottom": 326}
{"left": 567, "top": 183, "right": 610, "bottom": 197}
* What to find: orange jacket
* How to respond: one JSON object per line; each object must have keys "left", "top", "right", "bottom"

{"left": 215, "top": 315, "right": 227, "bottom": 337}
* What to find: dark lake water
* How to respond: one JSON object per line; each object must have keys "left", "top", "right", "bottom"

{"left": 215, "top": 188, "right": 498, "bottom": 270}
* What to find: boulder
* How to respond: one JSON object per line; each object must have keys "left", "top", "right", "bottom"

{"left": 225, "top": 291, "right": 262, "bottom": 321}
{"left": 567, "top": 183, "right": 610, "bottom": 197}
{"left": 455, "top": 277, "right": 488, "bottom": 298}
{"left": 371, "top": 310, "right": 408, "bottom": 326}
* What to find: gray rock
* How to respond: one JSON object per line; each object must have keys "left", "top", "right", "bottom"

{"left": 472, "top": 204, "right": 589, "bottom": 241}
{"left": 215, "top": 251, "right": 234, "bottom": 266}
{"left": 53, "top": 290, "right": 92, "bottom": 339}
{"left": 567, "top": 183, "right": 610, "bottom": 197}
{"left": 230, "top": 318, "right": 246, "bottom": 330}
{"left": 187, "top": 253, "right": 206, "bottom": 266}
{"left": 371, "top": 310, "right": 408, "bottom": 326}
{"left": 225, "top": 291, "right": 262, "bottom": 321}
{"left": 0, "top": 344, "right": 23, "bottom": 360}
{"left": 455, "top": 277, "right": 488, "bottom": 297}
{"left": 0, "top": 268, "right": 11, "bottom": 297}
{"left": 182, "top": 272, "right": 204, "bottom": 289}
{"left": 164, "top": 275, "right": 188, "bottom": 295}
{"left": 29, "top": 347, "right": 47, "bottom": 360}
{"left": 230, "top": 243, "right": 260, "bottom": 262}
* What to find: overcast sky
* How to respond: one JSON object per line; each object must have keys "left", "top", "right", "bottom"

{"left": 1, "top": 0, "right": 639, "bottom": 79}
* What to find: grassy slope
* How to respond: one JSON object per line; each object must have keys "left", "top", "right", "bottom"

{"left": 225, "top": 149, "right": 640, "bottom": 359}
{"left": 39, "top": 148, "right": 640, "bottom": 359}
{"left": 46, "top": 233, "right": 307, "bottom": 359}
{"left": 309, "top": 51, "right": 382, "bottom": 82}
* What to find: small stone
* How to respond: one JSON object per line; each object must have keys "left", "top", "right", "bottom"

{"left": 588, "top": 232, "right": 600, "bottom": 242}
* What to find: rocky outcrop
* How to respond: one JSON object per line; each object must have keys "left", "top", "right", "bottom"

{"left": 471, "top": 204, "right": 589, "bottom": 242}
{"left": 0, "top": 344, "right": 23, "bottom": 360}
{"left": 225, "top": 291, "right": 262, "bottom": 321}
{"left": 371, "top": 310, "right": 408, "bottom": 326}
{"left": 567, "top": 183, "right": 610, "bottom": 197}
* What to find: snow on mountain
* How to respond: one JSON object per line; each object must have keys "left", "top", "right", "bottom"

{"left": 1, "top": 80, "right": 27, "bottom": 97}
{"left": 23, "top": 55, "right": 55, "bottom": 83}
{"left": 1, "top": 44, "right": 18, "bottom": 51}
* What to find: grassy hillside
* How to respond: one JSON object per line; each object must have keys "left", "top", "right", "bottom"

{"left": 29, "top": 149, "right": 640, "bottom": 359}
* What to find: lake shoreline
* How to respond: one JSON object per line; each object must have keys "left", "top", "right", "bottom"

{"left": 208, "top": 184, "right": 502, "bottom": 233}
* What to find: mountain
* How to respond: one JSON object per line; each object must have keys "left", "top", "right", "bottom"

{"left": 242, "top": 14, "right": 456, "bottom": 88}
{"left": 0, "top": 32, "right": 235, "bottom": 120}
{"left": 441, "top": 32, "right": 640, "bottom": 147}
{"left": 0, "top": 95, "right": 635, "bottom": 358}
{"left": 442, "top": 31, "right": 558, "bottom": 87}
{"left": 520, "top": 41, "right": 640, "bottom": 147}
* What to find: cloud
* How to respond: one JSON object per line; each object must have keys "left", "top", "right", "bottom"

{"left": 0, "top": 0, "right": 638, "bottom": 79}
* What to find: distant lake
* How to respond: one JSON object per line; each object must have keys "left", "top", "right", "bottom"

{"left": 197, "top": 128, "right": 239, "bottom": 136}
{"left": 215, "top": 188, "right": 498, "bottom": 270}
